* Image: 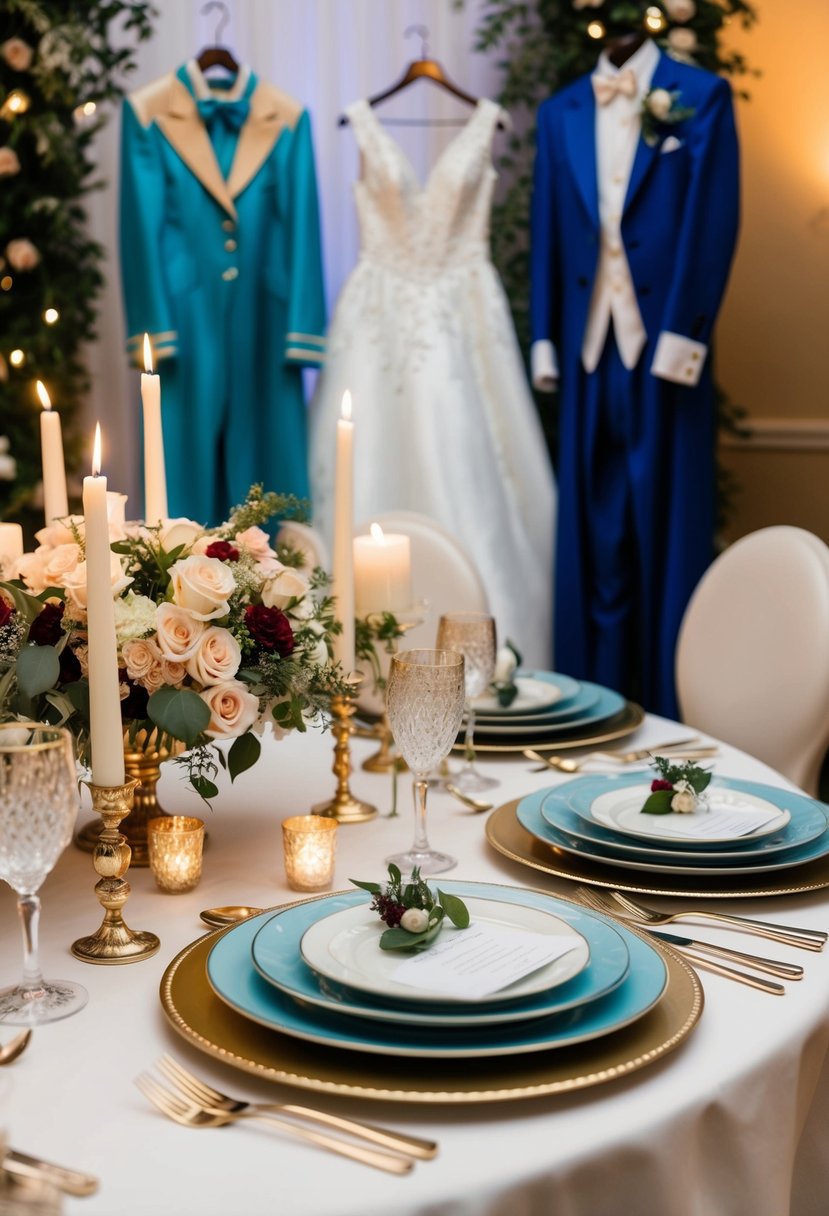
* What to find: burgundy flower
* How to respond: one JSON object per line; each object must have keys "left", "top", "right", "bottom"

{"left": 0, "top": 596, "right": 14, "bottom": 629}
{"left": 205, "top": 540, "right": 239, "bottom": 563}
{"left": 58, "top": 646, "right": 81, "bottom": 685}
{"left": 119, "top": 674, "right": 148, "bottom": 721}
{"left": 651, "top": 779, "right": 673, "bottom": 792}
{"left": 245, "top": 603, "right": 294, "bottom": 656}
{"left": 28, "top": 601, "right": 65, "bottom": 646}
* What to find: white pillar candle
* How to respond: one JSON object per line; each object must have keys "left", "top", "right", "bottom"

{"left": 0, "top": 523, "right": 23, "bottom": 575}
{"left": 354, "top": 524, "right": 412, "bottom": 615}
{"left": 37, "top": 381, "right": 69, "bottom": 525}
{"left": 141, "top": 333, "right": 168, "bottom": 524}
{"left": 83, "top": 424, "right": 125, "bottom": 788}
{"left": 331, "top": 391, "right": 355, "bottom": 672}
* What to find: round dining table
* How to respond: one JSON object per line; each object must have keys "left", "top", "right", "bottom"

{"left": 2, "top": 715, "right": 828, "bottom": 1216}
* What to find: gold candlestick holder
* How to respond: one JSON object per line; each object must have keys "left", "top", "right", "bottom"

{"left": 313, "top": 680, "right": 377, "bottom": 823}
{"left": 71, "top": 779, "right": 160, "bottom": 965}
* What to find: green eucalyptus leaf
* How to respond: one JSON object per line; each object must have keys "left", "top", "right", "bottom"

{"left": 437, "top": 890, "right": 470, "bottom": 928}
{"left": 349, "top": 879, "right": 381, "bottom": 894}
{"left": 227, "top": 731, "right": 260, "bottom": 783}
{"left": 379, "top": 926, "right": 429, "bottom": 951}
{"left": 16, "top": 645, "right": 60, "bottom": 698}
{"left": 66, "top": 679, "right": 90, "bottom": 722}
{"left": 191, "top": 775, "right": 219, "bottom": 803}
{"left": 641, "top": 790, "right": 674, "bottom": 815}
{"left": 387, "top": 862, "right": 402, "bottom": 887}
{"left": 148, "top": 687, "right": 210, "bottom": 749}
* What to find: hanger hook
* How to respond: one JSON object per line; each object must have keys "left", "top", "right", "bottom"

{"left": 201, "top": 0, "right": 231, "bottom": 46}
{"left": 404, "top": 24, "right": 430, "bottom": 60}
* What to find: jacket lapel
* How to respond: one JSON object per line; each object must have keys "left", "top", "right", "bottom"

{"left": 624, "top": 53, "right": 678, "bottom": 215}
{"left": 563, "top": 78, "right": 599, "bottom": 229}
{"left": 156, "top": 76, "right": 237, "bottom": 221}
{"left": 227, "top": 81, "right": 298, "bottom": 200}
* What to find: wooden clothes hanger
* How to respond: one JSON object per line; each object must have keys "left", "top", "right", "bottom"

{"left": 339, "top": 25, "right": 505, "bottom": 128}
{"left": 605, "top": 31, "right": 648, "bottom": 69}
{"left": 196, "top": 1, "right": 239, "bottom": 76}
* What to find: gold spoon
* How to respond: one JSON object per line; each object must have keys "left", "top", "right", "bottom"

{"left": 445, "top": 784, "right": 495, "bottom": 814}
{"left": 199, "top": 905, "right": 263, "bottom": 929}
{"left": 0, "top": 1029, "right": 32, "bottom": 1065}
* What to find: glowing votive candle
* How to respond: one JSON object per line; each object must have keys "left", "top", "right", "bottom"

{"left": 148, "top": 816, "right": 205, "bottom": 893}
{"left": 354, "top": 523, "right": 412, "bottom": 615}
{"left": 282, "top": 815, "right": 338, "bottom": 892}
{"left": 0, "top": 523, "right": 23, "bottom": 575}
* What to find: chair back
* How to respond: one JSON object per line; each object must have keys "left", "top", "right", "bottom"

{"left": 676, "top": 526, "right": 829, "bottom": 795}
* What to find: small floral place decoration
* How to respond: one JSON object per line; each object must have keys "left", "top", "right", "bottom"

{"left": 641, "top": 87, "right": 695, "bottom": 147}
{"left": 350, "top": 864, "right": 470, "bottom": 952}
{"left": 642, "top": 756, "right": 712, "bottom": 815}
{"left": 490, "top": 639, "right": 521, "bottom": 708}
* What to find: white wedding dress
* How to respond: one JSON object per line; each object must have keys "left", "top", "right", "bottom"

{"left": 310, "top": 99, "right": 556, "bottom": 666}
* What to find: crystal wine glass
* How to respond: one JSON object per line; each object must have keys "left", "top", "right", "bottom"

{"left": 435, "top": 612, "right": 498, "bottom": 794}
{"left": 385, "top": 649, "right": 466, "bottom": 875}
{"left": 0, "top": 722, "right": 88, "bottom": 1026}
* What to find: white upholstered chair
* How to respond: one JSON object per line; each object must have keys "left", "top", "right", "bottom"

{"left": 675, "top": 526, "right": 829, "bottom": 796}
{"left": 354, "top": 511, "right": 489, "bottom": 714}
{"left": 275, "top": 520, "right": 329, "bottom": 575}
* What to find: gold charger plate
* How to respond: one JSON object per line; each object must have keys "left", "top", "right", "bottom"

{"left": 159, "top": 893, "right": 702, "bottom": 1104}
{"left": 456, "top": 702, "right": 645, "bottom": 755}
{"left": 487, "top": 800, "right": 829, "bottom": 900}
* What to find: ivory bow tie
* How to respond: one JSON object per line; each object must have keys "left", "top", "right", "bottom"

{"left": 592, "top": 70, "right": 638, "bottom": 106}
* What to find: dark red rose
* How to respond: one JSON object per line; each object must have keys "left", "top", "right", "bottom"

{"left": 651, "top": 779, "right": 673, "bottom": 792}
{"left": 58, "top": 646, "right": 81, "bottom": 685}
{"left": 245, "top": 603, "right": 294, "bottom": 656}
{"left": 0, "top": 596, "right": 14, "bottom": 629}
{"left": 205, "top": 540, "right": 239, "bottom": 563}
{"left": 119, "top": 675, "right": 148, "bottom": 721}
{"left": 28, "top": 601, "right": 66, "bottom": 646}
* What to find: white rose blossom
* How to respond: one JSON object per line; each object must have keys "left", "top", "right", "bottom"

{"left": 169, "top": 554, "right": 236, "bottom": 621}
{"left": 670, "top": 780, "right": 698, "bottom": 814}
{"left": 2, "top": 38, "right": 34, "bottom": 72}
{"left": 667, "top": 26, "right": 698, "bottom": 53}
{"left": 665, "top": 0, "right": 696, "bottom": 20}
{"left": 0, "top": 147, "right": 21, "bottom": 177}
{"left": 400, "top": 908, "right": 430, "bottom": 933}
{"left": 63, "top": 554, "right": 132, "bottom": 611}
{"left": 646, "top": 88, "right": 674, "bottom": 121}
{"left": 6, "top": 238, "right": 40, "bottom": 272}
{"left": 158, "top": 517, "right": 204, "bottom": 553}
{"left": 200, "top": 679, "right": 260, "bottom": 738}
{"left": 261, "top": 567, "right": 309, "bottom": 611}
{"left": 155, "top": 602, "right": 206, "bottom": 661}
{"left": 35, "top": 515, "right": 84, "bottom": 548}
{"left": 186, "top": 626, "right": 242, "bottom": 686}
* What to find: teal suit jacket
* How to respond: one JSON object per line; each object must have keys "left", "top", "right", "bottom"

{"left": 120, "top": 63, "right": 326, "bottom": 524}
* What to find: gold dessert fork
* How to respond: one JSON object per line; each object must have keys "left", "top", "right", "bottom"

{"left": 155, "top": 1055, "right": 438, "bottom": 1160}
{"left": 606, "top": 890, "right": 827, "bottom": 950}
{"left": 135, "top": 1073, "right": 414, "bottom": 1174}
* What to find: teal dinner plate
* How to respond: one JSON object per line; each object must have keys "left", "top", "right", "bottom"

{"left": 540, "top": 784, "right": 828, "bottom": 863}
{"left": 475, "top": 682, "right": 625, "bottom": 739}
{"left": 207, "top": 884, "right": 667, "bottom": 1059}
{"left": 518, "top": 786, "right": 829, "bottom": 877}
{"left": 249, "top": 885, "right": 630, "bottom": 1029}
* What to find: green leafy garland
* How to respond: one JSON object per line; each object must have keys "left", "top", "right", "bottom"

{"left": 0, "top": 0, "right": 156, "bottom": 533}
{"left": 457, "top": 0, "right": 756, "bottom": 523}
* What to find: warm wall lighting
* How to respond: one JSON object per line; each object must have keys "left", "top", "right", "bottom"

{"left": 0, "top": 276, "right": 12, "bottom": 291}
{"left": 43, "top": 307, "right": 59, "bottom": 324}
{"left": 9, "top": 349, "right": 25, "bottom": 368}
{"left": 587, "top": 20, "right": 606, "bottom": 39}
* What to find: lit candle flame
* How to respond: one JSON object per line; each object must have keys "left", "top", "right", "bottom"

{"left": 341, "top": 390, "right": 352, "bottom": 422}
{"left": 92, "top": 423, "right": 102, "bottom": 477}
{"left": 370, "top": 522, "right": 386, "bottom": 545}
{"left": 36, "top": 380, "right": 51, "bottom": 410}
{"left": 143, "top": 332, "right": 154, "bottom": 374}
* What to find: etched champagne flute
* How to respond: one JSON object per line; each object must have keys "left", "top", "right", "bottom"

{"left": 0, "top": 722, "right": 88, "bottom": 1025}
{"left": 385, "top": 649, "right": 465, "bottom": 875}
{"left": 435, "top": 612, "right": 498, "bottom": 794}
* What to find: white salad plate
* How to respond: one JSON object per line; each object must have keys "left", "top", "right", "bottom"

{"left": 473, "top": 674, "right": 580, "bottom": 717}
{"left": 585, "top": 784, "right": 791, "bottom": 846}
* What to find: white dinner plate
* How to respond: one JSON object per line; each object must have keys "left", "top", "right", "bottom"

{"left": 586, "top": 784, "right": 790, "bottom": 846}
{"left": 299, "top": 897, "right": 590, "bottom": 1007}
{"left": 473, "top": 674, "right": 580, "bottom": 716}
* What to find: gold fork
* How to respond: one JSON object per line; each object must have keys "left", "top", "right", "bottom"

{"left": 523, "top": 742, "right": 713, "bottom": 773}
{"left": 135, "top": 1073, "right": 414, "bottom": 1174}
{"left": 0, "top": 1029, "right": 31, "bottom": 1066}
{"left": 606, "top": 889, "right": 827, "bottom": 951}
{"left": 156, "top": 1054, "right": 437, "bottom": 1160}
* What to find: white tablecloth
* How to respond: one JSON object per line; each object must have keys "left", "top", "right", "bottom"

{"left": 2, "top": 717, "right": 829, "bottom": 1216}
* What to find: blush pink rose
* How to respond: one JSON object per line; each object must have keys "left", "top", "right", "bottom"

{"left": 169, "top": 554, "right": 235, "bottom": 620}
{"left": 200, "top": 680, "right": 259, "bottom": 738}
{"left": 122, "top": 637, "right": 164, "bottom": 691}
{"left": 155, "top": 603, "right": 206, "bottom": 661}
{"left": 234, "top": 526, "right": 276, "bottom": 563}
{"left": 42, "top": 542, "right": 81, "bottom": 586}
{"left": 186, "top": 626, "right": 242, "bottom": 686}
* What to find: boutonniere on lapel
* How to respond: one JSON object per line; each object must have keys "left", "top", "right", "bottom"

{"left": 641, "top": 87, "right": 695, "bottom": 147}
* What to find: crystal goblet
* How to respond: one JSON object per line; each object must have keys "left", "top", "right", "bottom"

{"left": 0, "top": 722, "right": 88, "bottom": 1026}
{"left": 385, "top": 649, "right": 465, "bottom": 875}
{"left": 435, "top": 612, "right": 498, "bottom": 794}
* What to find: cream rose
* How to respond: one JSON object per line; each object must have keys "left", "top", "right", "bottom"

{"left": 169, "top": 554, "right": 235, "bottom": 621}
{"left": 200, "top": 680, "right": 259, "bottom": 738}
{"left": 16, "top": 549, "right": 49, "bottom": 593}
{"left": 400, "top": 908, "right": 430, "bottom": 933}
{"left": 63, "top": 554, "right": 132, "bottom": 610}
{"left": 35, "top": 515, "right": 84, "bottom": 548}
{"left": 0, "top": 147, "right": 20, "bottom": 176}
{"left": 2, "top": 38, "right": 33, "bottom": 71}
{"left": 667, "top": 26, "right": 697, "bottom": 53}
{"left": 122, "top": 637, "right": 164, "bottom": 691}
{"left": 155, "top": 602, "right": 206, "bottom": 661}
{"left": 670, "top": 780, "right": 698, "bottom": 814}
{"left": 261, "top": 567, "right": 308, "bottom": 611}
{"left": 6, "top": 238, "right": 40, "bottom": 271}
{"left": 158, "top": 517, "right": 204, "bottom": 553}
{"left": 234, "top": 526, "right": 276, "bottom": 563}
{"left": 186, "top": 626, "right": 241, "bottom": 686}
{"left": 42, "top": 542, "right": 81, "bottom": 586}
{"left": 665, "top": 0, "right": 696, "bottom": 20}
{"left": 647, "top": 88, "right": 674, "bottom": 121}
{"left": 160, "top": 658, "right": 187, "bottom": 685}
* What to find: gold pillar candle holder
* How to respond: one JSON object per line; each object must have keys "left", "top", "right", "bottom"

{"left": 75, "top": 730, "right": 182, "bottom": 866}
{"left": 282, "top": 816, "right": 338, "bottom": 892}
{"left": 312, "top": 682, "right": 378, "bottom": 823}
{"left": 148, "top": 816, "right": 205, "bottom": 893}
{"left": 71, "top": 780, "right": 160, "bottom": 965}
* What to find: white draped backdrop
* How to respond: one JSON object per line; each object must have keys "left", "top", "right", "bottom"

{"left": 85, "top": 0, "right": 503, "bottom": 506}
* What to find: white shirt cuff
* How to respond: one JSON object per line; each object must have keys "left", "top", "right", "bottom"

{"left": 650, "top": 332, "right": 707, "bottom": 386}
{"left": 531, "top": 340, "right": 560, "bottom": 392}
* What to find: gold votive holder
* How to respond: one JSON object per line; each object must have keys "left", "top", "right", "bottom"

{"left": 282, "top": 815, "right": 338, "bottom": 892}
{"left": 147, "top": 816, "right": 205, "bottom": 893}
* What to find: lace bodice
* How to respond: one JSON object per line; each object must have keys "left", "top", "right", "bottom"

{"left": 344, "top": 98, "right": 505, "bottom": 280}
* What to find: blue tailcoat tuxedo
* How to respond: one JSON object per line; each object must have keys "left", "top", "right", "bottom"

{"left": 120, "top": 64, "right": 326, "bottom": 525}
{"left": 531, "top": 51, "right": 739, "bottom": 717}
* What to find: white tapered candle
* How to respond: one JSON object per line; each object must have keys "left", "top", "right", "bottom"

{"left": 37, "top": 381, "right": 68, "bottom": 525}
{"left": 331, "top": 391, "right": 355, "bottom": 671}
{"left": 141, "top": 333, "right": 168, "bottom": 524}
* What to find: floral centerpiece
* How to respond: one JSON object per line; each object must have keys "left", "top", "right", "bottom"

{"left": 0, "top": 486, "right": 348, "bottom": 800}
